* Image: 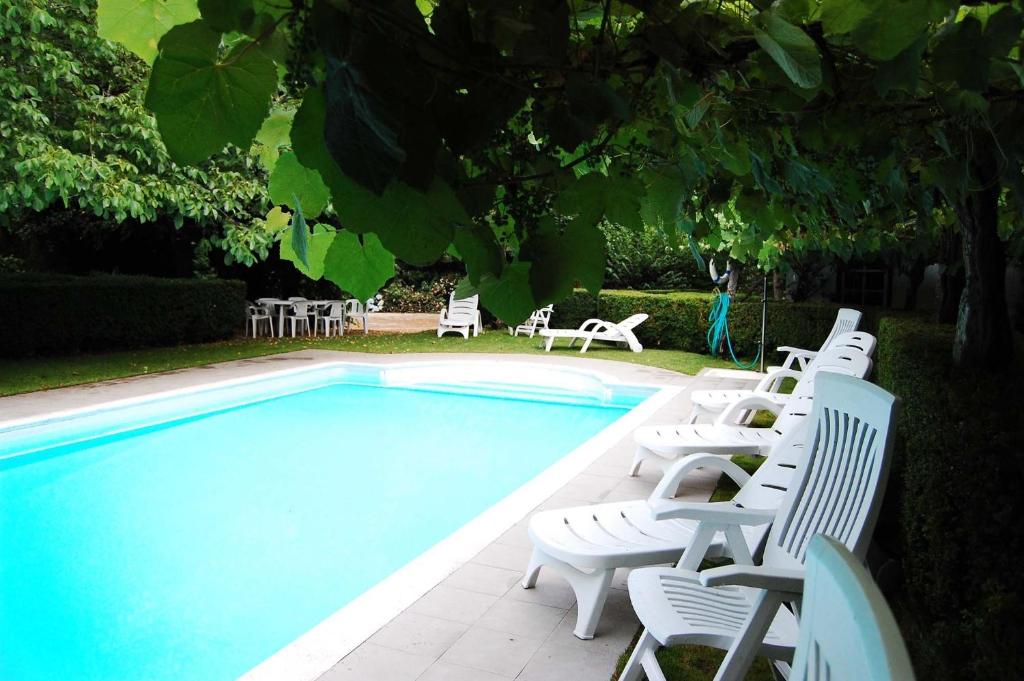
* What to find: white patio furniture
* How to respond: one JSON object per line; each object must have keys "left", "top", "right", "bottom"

{"left": 245, "top": 301, "right": 273, "bottom": 338}
{"left": 522, "top": 420, "right": 806, "bottom": 639}
{"left": 539, "top": 313, "right": 648, "bottom": 353}
{"left": 437, "top": 293, "right": 482, "bottom": 339}
{"left": 789, "top": 536, "right": 916, "bottom": 681}
{"left": 620, "top": 372, "right": 900, "bottom": 681}
{"left": 257, "top": 298, "right": 294, "bottom": 338}
{"left": 317, "top": 301, "right": 345, "bottom": 337}
{"left": 688, "top": 331, "right": 878, "bottom": 424}
{"left": 510, "top": 305, "right": 554, "bottom": 337}
{"left": 285, "top": 301, "right": 313, "bottom": 337}
{"left": 629, "top": 348, "right": 872, "bottom": 476}
{"left": 343, "top": 298, "right": 372, "bottom": 334}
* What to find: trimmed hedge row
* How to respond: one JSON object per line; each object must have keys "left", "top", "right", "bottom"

{"left": 0, "top": 274, "right": 246, "bottom": 357}
{"left": 551, "top": 289, "right": 880, "bottom": 362}
{"left": 874, "top": 318, "right": 1024, "bottom": 680}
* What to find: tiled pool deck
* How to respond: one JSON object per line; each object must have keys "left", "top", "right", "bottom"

{"left": 0, "top": 350, "right": 757, "bottom": 681}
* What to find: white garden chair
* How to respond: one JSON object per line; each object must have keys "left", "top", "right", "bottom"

{"left": 317, "top": 301, "right": 345, "bottom": 337}
{"left": 510, "top": 305, "right": 554, "bottom": 337}
{"left": 343, "top": 298, "right": 373, "bottom": 334}
{"left": 629, "top": 348, "right": 872, "bottom": 476}
{"left": 539, "top": 313, "right": 648, "bottom": 353}
{"left": 245, "top": 301, "right": 273, "bottom": 337}
{"left": 285, "top": 301, "right": 313, "bottom": 337}
{"left": 523, "top": 418, "right": 807, "bottom": 639}
{"left": 688, "top": 331, "right": 877, "bottom": 424}
{"left": 620, "top": 372, "right": 900, "bottom": 681}
{"left": 437, "top": 293, "right": 482, "bottom": 339}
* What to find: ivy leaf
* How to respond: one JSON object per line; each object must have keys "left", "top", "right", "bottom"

{"left": 322, "top": 231, "right": 396, "bottom": 300}
{"left": 280, "top": 223, "right": 336, "bottom": 280}
{"left": 478, "top": 262, "right": 537, "bottom": 325}
{"left": 145, "top": 21, "right": 277, "bottom": 165}
{"left": 97, "top": 0, "right": 200, "bottom": 63}
{"left": 268, "top": 152, "right": 331, "bottom": 218}
{"left": 753, "top": 12, "right": 822, "bottom": 90}
{"left": 254, "top": 107, "right": 294, "bottom": 171}
{"left": 199, "top": 0, "right": 254, "bottom": 33}
{"left": 521, "top": 217, "right": 606, "bottom": 303}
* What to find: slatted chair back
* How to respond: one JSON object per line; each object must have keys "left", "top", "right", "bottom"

{"left": 793, "top": 536, "right": 916, "bottom": 681}
{"left": 762, "top": 373, "right": 899, "bottom": 573}
{"left": 447, "top": 294, "right": 479, "bottom": 324}
{"left": 618, "top": 313, "right": 649, "bottom": 330}
{"left": 769, "top": 349, "right": 873, "bottom": 437}
{"left": 819, "top": 308, "right": 862, "bottom": 351}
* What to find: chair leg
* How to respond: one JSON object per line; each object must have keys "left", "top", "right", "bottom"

{"left": 521, "top": 547, "right": 615, "bottom": 640}
{"left": 712, "top": 590, "right": 786, "bottom": 681}
{"left": 620, "top": 629, "right": 667, "bottom": 681}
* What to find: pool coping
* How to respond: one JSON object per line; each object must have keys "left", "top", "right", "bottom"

{"left": 0, "top": 353, "right": 684, "bottom": 681}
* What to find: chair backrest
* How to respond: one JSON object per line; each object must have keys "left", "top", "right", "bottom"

{"left": 288, "top": 296, "right": 307, "bottom": 302}
{"left": 770, "top": 348, "right": 873, "bottom": 436}
{"left": 823, "top": 331, "right": 877, "bottom": 357}
{"left": 345, "top": 298, "right": 364, "bottom": 316}
{"left": 327, "top": 301, "right": 344, "bottom": 317}
{"left": 819, "top": 308, "right": 862, "bottom": 351}
{"left": 447, "top": 294, "right": 479, "bottom": 323}
{"left": 291, "top": 301, "right": 310, "bottom": 315}
{"left": 618, "top": 313, "right": 649, "bottom": 330}
{"left": 792, "top": 536, "right": 916, "bottom": 681}
{"left": 762, "top": 372, "right": 899, "bottom": 573}
{"left": 533, "top": 305, "right": 554, "bottom": 325}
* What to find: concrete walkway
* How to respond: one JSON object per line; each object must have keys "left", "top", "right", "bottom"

{"left": 0, "top": 351, "right": 757, "bottom": 681}
{"left": 365, "top": 313, "right": 439, "bottom": 333}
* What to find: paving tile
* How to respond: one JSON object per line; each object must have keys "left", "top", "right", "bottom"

{"left": 504, "top": 570, "right": 577, "bottom": 610}
{"left": 416, "top": 661, "right": 512, "bottom": 681}
{"left": 439, "top": 626, "right": 546, "bottom": 677}
{"left": 476, "top": 598, "right": 566, "bottom": 638}
{"left": 515, "top": 640, "right": 624, "bottom": 681}
{"left": 443, "top": 562, "right": 522, "bottom": 596}
{"left": 495, "top": 522, "right": 534, "bottom": 549}
{"left": 472, "top": 541, "right": 535, "bottom": 571}
{"left": 545, "top": 589, "right": 641, "bottom": 654}
{"left": 368, "top": 611, "right": 468, "bottom": 658}
{"left": 319, "top": 643, "right": 434, "bottom": 681}
{"left": 408, "top": 584, "right": 499, "bottom": 624}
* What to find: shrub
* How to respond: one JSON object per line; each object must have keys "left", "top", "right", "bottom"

{"left": 874, "top": 318, "right": 1024, "bottom": 680}
{"left": 602, "top": 224, "right": 707, "bottom": 290}
{"left": 0, "top": 274, "right": 245, "bottom": 357}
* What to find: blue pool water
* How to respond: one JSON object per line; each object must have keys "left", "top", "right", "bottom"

{"left": 0, "top": 365, "right": 649, "bottom": 681}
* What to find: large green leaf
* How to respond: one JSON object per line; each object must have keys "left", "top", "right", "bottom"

{"left": 478, "top": 262, "right": 537, "bottom": 325}
{"left": 268, "top": 152, "right": 331, "bottom": 218}
{"left": 930, "top": 16, "right": 989, "bottom": 91}
{"left": 639, "top": 165, "right": 691, "bottom": 231}
{"left": 521, "top": 217, "right": 606, "bottom": 303}
{"left": 452, "top": 224, "right": 503, "bottom": 285}
{"left": 97, "top": 0, "right": 200, "bottom": 63}
{"left": 280, "top": 223, "right": 335, "bottom": 280}
{"left": 554, "top": 172, "right": 646, "bottom": 231}
{"left": 821, "top": 0, "right": 952, "bottom": 61}
{"left": 322, "top": 231, "right": 396, "bottom": 300}
{"left": 753, "top": 12, "right": 822, "bottom": 90}
{"left": 145, "top": 21, "right": 277, "bottom": 164}
{"left": 254, "top": 107, "right": 294, "bottom": 171}
{"left": 198, "top": 0, "right": 253, "bottom": 33}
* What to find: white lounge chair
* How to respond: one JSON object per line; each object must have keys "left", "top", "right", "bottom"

{"left": 539, "top": 313, "right": 648, "bottom": 353}
{"left": 510, "top": 305, "right": 554, "bottom": 337}
{"left": 522, "top": 420, "right": 807, "bottom": 639}
{"left": 704, "top": 307, "right": 863, "bottom": 381}
{"left": 620, "top": 372, "right": 900, "bottom": 681}
{"left": 688, "top": 331, "right": 877, "bottom": 424}
{"left": 437, "top": 293, "right": 482, "bottom": 339}
{"left": 630, "top": 348, "right": 872, "bottom": 476}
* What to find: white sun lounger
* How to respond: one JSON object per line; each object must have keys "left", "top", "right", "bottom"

{"left": 437, "top": 293, "right": 482, "bottom": 339}
{"left": 630, "top": 348, "right": 873, "bottom": 476}
{"left": 522, "top": 419, "right": 807, "bottom": 639}
{"left": 539, "top": 313, "right": 648, "bottom": 353}
{"left": 509, "top": 305, "right": 554, "bottom": 337}
{"left": 620, "top": 372, "right": 900, "bottom": 681}
{"left": 688, "top": 331, "right": 877, "bottom": 424}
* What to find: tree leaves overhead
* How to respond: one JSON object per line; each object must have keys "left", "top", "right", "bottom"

{"left": 268, "top": 152, "right": 331, "bottom": 218}
{"left": 753, "top": 12, "right": 822, "bottom": 90}
{"left": 555, "top": 172, "right": 646, "bottom": 232}
{"left": 97, "top": 0, "right": 200, "bottom": 63}
{"left": 145, "top": 21, "right": 277, "bottom": 165}
{"left": 521, "top": 217, "right": 606, "bottom": 303}
{"left": 477, "top": 262, "right": 537, "bottom": 325}
{"left": 820, "top": 0, "right": 953, "bottom": 61}
{"left": 322, "top": 231, "right": 396, "bottom": 301}
{"left": 198, "top": 0, "right": 254, "bottom": 33}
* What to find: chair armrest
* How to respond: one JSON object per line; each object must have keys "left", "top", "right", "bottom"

{"left": 578, "top": 318, "right": 605, "bottom": 331}
{"left": 647, "top": 499, "right": 776, "bottom": 526}
{"left": 650, "top": 453, "right": 752, "bottom": 501}
{"left": 714, "top": 395, "right": 783, "bottom": 426}
{"left": 776, "top": 346, "right": 814, "bottom": 357}
{"left": 753, "top": 368, "right": 802, "bottom": 393}
{"left": 699, "top": 564, "right": 806, "bottom": 595}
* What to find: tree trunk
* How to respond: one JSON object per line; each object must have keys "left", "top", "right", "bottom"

{"left": 952, "top": 170, "right": 1013, "bottom": 369}
{"left": 936, "top": 227, "right": 964, "bottom": 323}
{"left": 904, "top": 258, "right": 926, "bottom": 311}
{"left": 772, "top": 270, "right": 784, "bottom": 300}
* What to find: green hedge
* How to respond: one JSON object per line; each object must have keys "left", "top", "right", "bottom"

{"left": 0, "top": 274, "right": 246, "bottom": 357}
{"left": 874, "top": 318, "right": 1024, "bottom": 680}
{"left": 551, "top": 289, "right": 879, "bottom": 363}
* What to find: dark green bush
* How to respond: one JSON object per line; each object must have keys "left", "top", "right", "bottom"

{"left": 602, "top": 224, "right": 708, "bottom": 290}
{"left": 874, "top": 318, "right": 1024, "bottom": 680}
{"left": 551, "top": 289, "right": 875, "bottom": 362}
{"left": 0, "top": 274, "right": 246, "bottom": 357}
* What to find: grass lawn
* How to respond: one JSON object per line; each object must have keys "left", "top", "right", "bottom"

{"left": 0, "top": 330, "right": 734, "bottom": 397}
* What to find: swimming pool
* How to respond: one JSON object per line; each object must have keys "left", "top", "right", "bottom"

{"left": 0, "top": 361, "right": 669, "bottom": 681}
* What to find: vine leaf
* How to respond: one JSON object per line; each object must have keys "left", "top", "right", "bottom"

{"left": 288, "top": 196, "right": 309, "bottom": 268}
{"left": 144, "top": 21, "right": 277, "bottom": 165}
{"left": 254, "top": 107, "right": 295, "bottom": 171}
{"left": 281, "top": 222, "right": 335, "bottom": 280}
{"left": 268, "top": 152, "right": 331, "bottom": 218}
{"left": 521, "top": 217, "right": 606, "bottom": 303}
{"left": 478, "top": 262, "right": 537, "bottom": 325}
{"left": 322, "top": 231, "right": 396, "bottom": 301}
{"left": 97, "top": 0, "right": 200, "bottom": 63}
{"left": 198, "top": 0, "right": 254, "bottom": 33}
{"left": 753, "top": 12, "right": 822, "bottom": 90}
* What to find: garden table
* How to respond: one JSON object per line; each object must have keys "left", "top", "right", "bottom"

{"left": 257, "top": 298, "right": 294, "bottom": 338}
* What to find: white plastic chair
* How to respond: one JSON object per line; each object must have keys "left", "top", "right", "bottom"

{"left": 317, "top": 301, "right": 345, "bottom": 337}
{"left": 620, "top": 372, "right": 900, "bottom": 681}
{"left": 523, "top": 420, "right": 807, "bottom": 639}
{"left": 438, "top": 293, "right": 482, "bottom": 339}
{"left": 539, "top": 313, "right": 648, "bottom": 353}
{"left": 510, "top": 305, "right": 554, "bottom": 337}
{"left": 245, "top": 302, "right": 272, "bottom": 338}
{"left": 630, "top": 347, "right": 873, "bottom": 476}
{"left": 688, "top": 332, "right": 878, "bottom": 424}
{"left": 285, "top": 301, "right": 313, "bottom": 337}
{"left": 343, "top": 298, "right": 370, "bottom": 334}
